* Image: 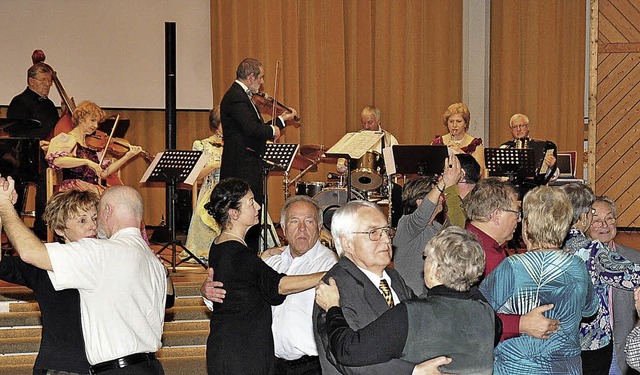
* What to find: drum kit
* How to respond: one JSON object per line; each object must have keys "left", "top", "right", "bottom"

{"left": 285, "top": 144, "right": 397, "bottom": 233}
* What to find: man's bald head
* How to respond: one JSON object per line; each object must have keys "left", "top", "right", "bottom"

{"left": 98, "top": 186, "right": 144, "bottom": 238}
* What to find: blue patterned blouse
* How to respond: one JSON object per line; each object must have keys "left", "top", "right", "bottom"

{"left": 564, "top": 227, "right": 640, "bottom": 351}
{"left": 480, "top": 249, "right": 598, "bottom": 375}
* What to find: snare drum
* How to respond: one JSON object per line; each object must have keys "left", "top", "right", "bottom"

{"left": 296, "top": 181, "right": 326, "bottom": 197}
{"left": 351, "top": 151, "right": 383, "bottom": 191}
{"left": 313, "top": 187, "right": 364, "bottom": 231}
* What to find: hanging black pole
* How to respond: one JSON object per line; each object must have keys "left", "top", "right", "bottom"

{"left": 165, "top": 22, "right": 177, "bottom": 248}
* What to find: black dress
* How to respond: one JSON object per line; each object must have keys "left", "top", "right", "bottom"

{"left": 207, "top": 240, "right": 285, "bottom": 374}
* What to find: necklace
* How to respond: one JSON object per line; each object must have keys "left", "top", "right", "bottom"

{"left": 222, "top": 231, "right": 247, "bottom": 246}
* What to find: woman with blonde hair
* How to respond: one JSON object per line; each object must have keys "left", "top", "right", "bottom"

{"left": 480, "top": 186, "right": 598, "bottom": 374}
{"left": 432, "top": 102, "right": 486, "bottom": 176}
{"left": 46, "top": 100, "right": 143, "bottom": 195}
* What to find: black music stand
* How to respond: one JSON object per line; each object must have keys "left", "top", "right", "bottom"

{"left": 260, "top": 143, "right": 298, "bottom": 253}
{"left": 142, "top": 150, "right": 207, "bottom": 271}
{"left": 485, "top": 148, "right": 535, "bottom": 186}
{"left": 386, "top": 145, "right": 448, "bottom": 176}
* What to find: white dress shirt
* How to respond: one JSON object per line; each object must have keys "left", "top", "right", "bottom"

{"left": 357, "top": 266, "right": 401, "bottom": 306}
{"left": 265, "top": 241, "right": 338, "bottom": 360}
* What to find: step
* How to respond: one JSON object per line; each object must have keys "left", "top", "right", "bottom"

{"left": 0, "top": 327, "right": 40, "bottom": 339}
{"left": 165, "top": 306, "right": 211, "bottom": 322}
{"left": 0, "top": 305, "right": 210, "bottom": 329}
{"left": 159, "top": 355, "right": 207, "bottom": 375}
{"left": 0, "top": 312, "right": 41, "bottom": 327}
{"left": 0, "top": 320, "right": 208, "bottom": 340}
{"left": 8, "top": 296, "right": 205, "bottom": 312}
{"left": 0, "top": 331, "right": 209, "bottom": 355}
{"left": 0, "top": 337, "right": 40, "bottom": 355}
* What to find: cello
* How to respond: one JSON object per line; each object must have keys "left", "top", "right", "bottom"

{"left": 31, "top": 49, "right": 75, "bottom": 138}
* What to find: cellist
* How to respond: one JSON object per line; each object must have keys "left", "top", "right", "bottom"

{"left": 46, "top": 100, "right": 143, "bottom": 195}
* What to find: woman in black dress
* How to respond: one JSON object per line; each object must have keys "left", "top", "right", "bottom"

{"left": 205, "top": 177, "right": 325, "bottom": 374}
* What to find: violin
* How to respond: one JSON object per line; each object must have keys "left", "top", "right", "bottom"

{"left": 86, "top": 129, "right": 153, "bottom": 163}
{"left": 251, "top": 92, "right": 301, "bottom": 124}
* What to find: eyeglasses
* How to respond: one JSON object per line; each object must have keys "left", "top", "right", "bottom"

{"left": 31, "top": 77, "right": 53, "bottom": 85}
{"left": 501, "top": 208, "right": 522, "bottom": 221}
{"left": 510, "top": 123, "right": 529, "bottom": 130}
{"left": 352, "top": 226, "right": 396, "bottom": 241}
{"left": 591, "top": 217, "right": 616, "bottom": 228}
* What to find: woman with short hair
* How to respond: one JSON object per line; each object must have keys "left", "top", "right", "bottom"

{"left": 316, "top": 226, "right": 499, "bottom": 375}
{"left": 480, "top": 186, "right": 598, "bottom": 374}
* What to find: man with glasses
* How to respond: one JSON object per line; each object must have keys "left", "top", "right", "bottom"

{"left": 500, "top": 113, "right": 558, "bottom": 185}
{"left": 587, "top": 197, "right": 640, "bottom": 375}
{"left": 313, "top": 200, "right": 451, "bottom": 374}
{"left": 464, "top": 178, "right": 560, "bottom": 342}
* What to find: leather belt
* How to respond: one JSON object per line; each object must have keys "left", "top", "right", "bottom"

{"left": 90, "top": 352, "right": 157, "bottom": 374}
{"left": 275, "top": 355, "right": 319, "bottom": 367}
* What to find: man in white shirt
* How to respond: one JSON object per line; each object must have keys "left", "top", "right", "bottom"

{"left": 262, "top": 195, "right": 338, "bottom": 374}
{"left": 0, "top": 178, "right": 166, "bottom": 374}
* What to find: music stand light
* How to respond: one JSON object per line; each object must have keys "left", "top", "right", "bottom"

{"left": 141, "top": 149, "right": 208, "bottom": 271}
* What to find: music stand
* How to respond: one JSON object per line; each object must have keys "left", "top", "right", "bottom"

{"left": 141, "top": 150, "right": 208, "bottom": 271}
{"left": 485, "top": 148, "right": 535, "bottom": 185}
{"left": 260, "top": 143, "right": 298, "bottom": 253}
{"left": 385, "top": 145, "right": 448, "bottom": 176}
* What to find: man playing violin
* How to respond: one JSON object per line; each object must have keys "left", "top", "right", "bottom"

{"left": 219, "top": 58, "right": 297, "bottom": 251}
{"left": 45, "top": 100, "right": 143, "bottom": 195}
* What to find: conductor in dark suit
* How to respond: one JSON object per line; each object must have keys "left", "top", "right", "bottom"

{"left": 313, "top": 200, "right": 451, "bottom": 375}
{"left": 587, "top": 197, "right": 640, "bottom": 375}
{"left": 219, "top": 58, "right": 297, "bottom": 250}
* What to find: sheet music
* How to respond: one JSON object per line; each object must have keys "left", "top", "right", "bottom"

{"left": 326, "top": 131, "right": 384, "bottom": 159}
{"left": 383, "top": 146, "right": 396, "bottom": 175}
{"left": 538, "top": 149, "right": 554, "bottom": 175}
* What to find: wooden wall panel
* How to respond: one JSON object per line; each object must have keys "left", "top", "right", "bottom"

{"left": 591, "top": 0, "right": 640, "bottom": 228}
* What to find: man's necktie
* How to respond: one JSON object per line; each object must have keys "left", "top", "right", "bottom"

{"left": 379, "top": 279, "right": 394, "bottom": 308}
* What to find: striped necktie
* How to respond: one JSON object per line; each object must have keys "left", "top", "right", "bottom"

{"left": 379, "top": 279, "right": 394, "bottom": 308}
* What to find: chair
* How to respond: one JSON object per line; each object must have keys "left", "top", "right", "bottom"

{"left": 45, "top": 168, "right": 63, "bottom": 242}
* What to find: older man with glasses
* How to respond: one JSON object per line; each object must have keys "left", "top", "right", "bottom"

{"left": 586, "top": 196, "right": 640, "bottom": 375}
{"left": 313, "top": 200, "right": 451, "bottom": 375}
{"left": 500, "top": 113, "right": 558, "bottom": 186}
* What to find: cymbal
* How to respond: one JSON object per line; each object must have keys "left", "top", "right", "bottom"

{"left": 299, "top": 144, "right": 326, "bottom": 158}
{"left": 292, "top": 154, "right": 319, "bottom": 171}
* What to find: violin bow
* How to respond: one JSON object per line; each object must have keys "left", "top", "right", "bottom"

{"left": 271, "top": 61, "right": 281, "bottom": 134}
{"left": 98, "top": 114, "right": 120, "bottom": 167}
